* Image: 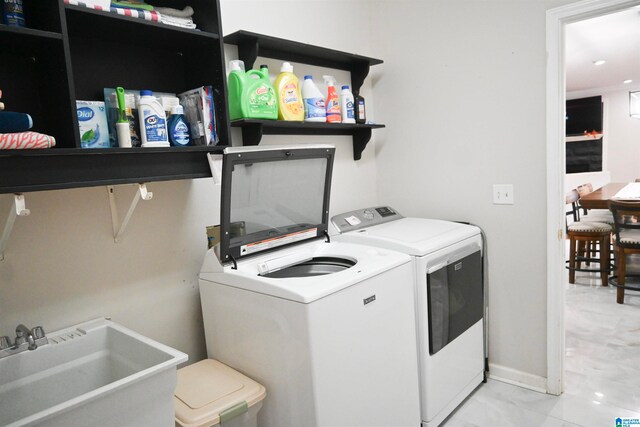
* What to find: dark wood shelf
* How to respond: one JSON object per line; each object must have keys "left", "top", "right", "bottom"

{"left": 0, "top": 25, "right": 63, "bottom": 55}
{"left": 64, "top": 5, "right": 220, "bottom": 50}
{"left": 231, "top": 119, "right": 384, "bottom": 160}
{"left": 224, "top": 30, "right": 382, "bottom": 96}
{"left": 0, "top": 24, "right": 62, "bottom": 39}
{"left": 0, "top": 145, "right": 226, "bottom": 193}
{"left": 0, "top": 0, "right": 230, "bottom": 194}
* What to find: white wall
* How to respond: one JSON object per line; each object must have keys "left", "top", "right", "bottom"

{"left": 370, "top": 0, "right": 574, "bottom": 388}
{"left": 1, "top": 0, "right": 591, "bottom": 392}
{"left": 607, "top": 88, "right": 640, "bottom": 181}
{"left": 0, "top": 1, "right": 378, "bottom": 363}
{"left": 0, "top": 180, "right": 219, "bottom": 359}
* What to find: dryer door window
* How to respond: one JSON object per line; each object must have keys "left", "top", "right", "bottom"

{"left": 427, "top": 249, "right": 483, "bottom": 355}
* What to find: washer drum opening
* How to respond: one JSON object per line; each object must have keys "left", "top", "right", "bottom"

{"left": 260, "top": 257, "right": 356, "bottom": 278}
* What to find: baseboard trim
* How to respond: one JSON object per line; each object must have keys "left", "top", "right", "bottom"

{"left": 488, "top": 363, "right": 548, "bottom": 394}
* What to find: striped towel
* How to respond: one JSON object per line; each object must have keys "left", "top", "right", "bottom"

{"left": 0, "top": 132, "right": 56, "bottom": 149}
{"left": 64, "top": 0, "right": 160, "bottom": 22}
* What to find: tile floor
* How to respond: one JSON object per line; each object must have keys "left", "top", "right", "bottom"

{"left": 442, "top": 265, "right": 640, "bottom": 426}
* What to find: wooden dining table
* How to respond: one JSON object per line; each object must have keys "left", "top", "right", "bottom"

{"left": 579, "top": 182, "right": 627, "bottom": 210}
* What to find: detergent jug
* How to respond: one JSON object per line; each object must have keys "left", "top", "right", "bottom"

{"left": 228, "top": 61, "right": 278, "bottom": 120}
{"left": 274, "top": 62, "right": 303, "bottom": 121}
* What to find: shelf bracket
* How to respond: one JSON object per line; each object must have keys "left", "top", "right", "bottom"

{"left": 237, "top": 38, "right": 259, "bottom": 70}
{"left": 107, "top": 183, "right": 153, "bottom": 243}
{"left": 352, "top": 128, "right": 373, "bottom": 161}
{"left": 241, "top": 124, "right": 264, "bottom": 146}
{"left": 351, "top": 62, "right": 371, "bottom": 96}
{"left": 0, "top": 194, "right": 30, "bottom": 261}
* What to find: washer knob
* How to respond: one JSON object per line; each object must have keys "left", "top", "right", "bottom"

{"left": 363, "top": 210, "right": 374, "bottom": 220}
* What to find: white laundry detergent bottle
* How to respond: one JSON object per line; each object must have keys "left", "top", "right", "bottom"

{"left": 301, "top": 75, "right": 326, "bottom": 122}
{"left": 339, "top": 85, "right": 355, "bottom": 124}
{"left": 138, "top": 90, "right": 169, "bottom": 147}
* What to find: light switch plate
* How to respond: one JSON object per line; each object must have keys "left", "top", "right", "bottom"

{"left": 493, "top": 184, "right": 514, "bottom": 205}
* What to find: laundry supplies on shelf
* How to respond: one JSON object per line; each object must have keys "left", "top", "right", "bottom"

{"left": 137, "top": 90, "right": 169, "bottom": 147}
{"left": 340, "top": 85, "right": 355, "bottom": 124}
{"left": 2, "top": 0, "right": 25, "bottom": 27}
{"left": 76, "top": 100, "right": 110, "bottom": 148}
{"left": 355, "top": 94, "right": 366, "bottom": 124}
{"left": 168, "top": 105, "right": 191, "bottom": 146}
{"left": 301, "top": 75, "right": 326, "bottom": 122}
{"left": 274, "top": 62, "right": 303, "bottom": 121}
{"left": 227, "top": 61, "right": 278, "bottom": 120}
{"left": 178, "top": 86, "right": 217, "bottom": 146}
{"left": 323, "top": 75, "right": 340, "bottom": 123}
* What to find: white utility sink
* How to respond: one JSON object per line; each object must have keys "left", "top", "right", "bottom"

{"left": 0, "top": 318, "right": 187, "bottom": 427}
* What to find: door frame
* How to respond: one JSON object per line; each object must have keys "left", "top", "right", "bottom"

{"left": 546, "top": 0, "right": 640, "bottom": 395}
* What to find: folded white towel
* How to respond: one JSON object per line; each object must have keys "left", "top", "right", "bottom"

{"left": 155, "top": 5, "right": 194, "bottom": 18}
{"left": 158, "top": 13, "right": 196, "bottom": 29}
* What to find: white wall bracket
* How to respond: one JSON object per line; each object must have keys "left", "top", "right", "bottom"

{"left": 0, "top": 194, "right": 30, "bottom": 261}
{"left": 107, "top": 184, "right": 153, "bottom": 243}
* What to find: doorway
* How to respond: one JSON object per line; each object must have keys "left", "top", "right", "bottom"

{"left": 546, "top": 0, "right": 640, "bottom": 396}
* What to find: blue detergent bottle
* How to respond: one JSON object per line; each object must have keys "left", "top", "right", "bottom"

{"left": 167, "top": 105, "right": 191, "bottom": 146}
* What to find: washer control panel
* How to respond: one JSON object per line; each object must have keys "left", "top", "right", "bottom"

{"left": 331, "top": 206, "right": 403, "bottom": 233}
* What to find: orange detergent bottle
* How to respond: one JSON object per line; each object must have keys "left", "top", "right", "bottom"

{"left": 323, "top": 75, "right": 341, "bottom": 123}
{"left": 274, "top": 62, "right": 304, "bottom": 121}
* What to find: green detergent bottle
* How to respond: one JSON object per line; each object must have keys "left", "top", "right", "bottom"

{"left": 228, "top": 61, "right": 278, "bottom": 120}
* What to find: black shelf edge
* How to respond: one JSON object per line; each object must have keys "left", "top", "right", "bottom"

{"left": 64, "top": 4, "right": 220, "bottom": 41}
{"left": 0, "top": 24, "right": 62, "bottom": 40}
{"left": 231, "top": 119, "right": 385, "bottom": 131}
{"left": 0, "top": 145, "right": 227, "bottom": 193}
{"left": 224, "top": 30, "right": 382, "bottom": 68}
{"left": 230, "top": 119, "right": 384, "bottom": 161}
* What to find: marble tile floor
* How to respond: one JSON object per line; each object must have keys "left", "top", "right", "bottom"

{"left": 442, "top": 265, "right": 640, "bottom": 426}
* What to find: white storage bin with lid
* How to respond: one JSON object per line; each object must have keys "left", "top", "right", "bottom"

{"left": 174, "top": 359, "right": 266, "bottom": 427}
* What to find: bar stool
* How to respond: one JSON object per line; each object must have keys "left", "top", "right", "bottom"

{"left": 566, "top": 190, "right": 612, "bottom": 286}
{"left": 608, "top": 200, "right": 640, "bottom": 304}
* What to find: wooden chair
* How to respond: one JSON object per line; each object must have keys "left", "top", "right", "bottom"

{"left": 577, "top": 182, "right": 613, "bottom": 224}
{"left": 608, "top": 200, "right": 640, "bottom": 304}
{"left": 566, "top": 190, "right": 612, "bottom": 286}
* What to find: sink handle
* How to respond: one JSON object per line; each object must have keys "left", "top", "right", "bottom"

{"left": 0, "top": 336, "right": 11, "bottom": 350}
{"left": 32, "top": 326, "right": 45, "bottom": 339}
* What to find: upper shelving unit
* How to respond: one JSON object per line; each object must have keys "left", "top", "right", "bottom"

{"left": 224, "top": 30, "right": 384, "bottom": 160}
{"left": 0, "top": 0, "right": 230, "bottom": 194}
{"left": 64, "top": 4, "right": 220, "bottom": 48}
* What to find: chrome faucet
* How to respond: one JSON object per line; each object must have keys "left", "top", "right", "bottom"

{"left": 0, "top": 324, "right": 47, "bottom": 359}
{"left": 15, "top": 324, "right": 37, "bottom": 351}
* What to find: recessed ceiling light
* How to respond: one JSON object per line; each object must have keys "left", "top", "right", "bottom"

{"left": 624, "top": 79, "right": 633, "bottom": 84}
{"left": 593, "top": 60, "right": 606, "bottom": 66}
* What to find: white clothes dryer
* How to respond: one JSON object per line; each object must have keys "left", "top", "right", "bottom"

{"left": 332, "top": 207, "right": 486, "bottom": 427}
{"left": 199, "top": 147, "right": 421, "bottom": 427}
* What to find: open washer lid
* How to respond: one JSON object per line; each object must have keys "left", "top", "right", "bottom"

{"left": 218, "top": 145, "right": 335, "bottom": 265}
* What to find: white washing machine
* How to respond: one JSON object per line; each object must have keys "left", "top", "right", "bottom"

{"left": 199, "top": 147, "right": 421, "bottom": 427}
{"left": 332, "top": 207, "right": 486, "bottom": 427}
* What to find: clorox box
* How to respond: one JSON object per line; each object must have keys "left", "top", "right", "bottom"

{"left": 76, "top": 100, "right": 110, "bottom": 148}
